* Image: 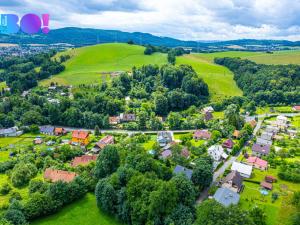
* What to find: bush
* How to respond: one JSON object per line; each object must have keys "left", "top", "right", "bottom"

{"left": 0, "top": 183, "right": 12, "bottom": 195}
{"left": 4, "top": 209, "right": 27, "bottom": 225}
{"left": 11, "top": 162, "right": 37, "bottom": 187}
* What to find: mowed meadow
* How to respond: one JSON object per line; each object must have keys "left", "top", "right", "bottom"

{"left": 40, "top": 43, "right": 300, "bottom": 101}
{"left": 40, "top": 43, "right": 167, "bottom": 86}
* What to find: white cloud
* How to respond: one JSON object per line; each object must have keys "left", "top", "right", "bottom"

{"left": 2, "top": 0, "right": 300, "bottom": 40}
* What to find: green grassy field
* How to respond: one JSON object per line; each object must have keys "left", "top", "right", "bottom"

{"left": 40, "top": 43, "right": 167, "bottom": 86}
{"left": 31, "top": 193, "right": 122, "bottom": 225}
{"left": 193, "top": 50, "right": 300, "bottom": 65}
{"left": 177, "top": 54, "right": 243, "bottom": 101}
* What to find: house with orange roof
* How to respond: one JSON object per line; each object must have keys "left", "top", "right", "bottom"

{"left": 71, "top": 155, "right": 97, "bottom": 167}
{"left": 248, "top": 120, "right": 257, "bottom": 128}
{"left": 233, "top": 130, "right": 241, "bottom": 139}
{"left": 44, "top": 168, "right": 77, "bottom": 183}
{"left": 54, "top": 127, "right": 67, "bottom": 136}
{"left": 71, "top": 130, "right": 90, "bottom": 146}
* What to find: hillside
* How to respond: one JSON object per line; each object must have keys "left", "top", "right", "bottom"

{"left": 40, "top": 43, "right": 167, "bottom": 86}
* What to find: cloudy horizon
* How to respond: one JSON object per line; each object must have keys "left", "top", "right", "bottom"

{"left": 1, "top": 0, "right": 300, "bottom": 41}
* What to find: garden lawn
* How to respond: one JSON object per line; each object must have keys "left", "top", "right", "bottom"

{"left": 0, "top": 81, "right": 7, "bottom": 89}
{"left": 291, "top": 116, "right": 300, "bottom": 128}
{"left": 31, "top": 193, "right": 122, "bottom": 225}
{"left": 239, "top": 167, "right": 300, "bottom": 225}
{"left": 40, "top": 43, "right": 167, "bottom": 86}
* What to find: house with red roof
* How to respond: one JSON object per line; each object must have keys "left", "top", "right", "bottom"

{"left": 71, "top": 155, "right": 97, "bottom": 167}
{"left": 247, "top": 156, "right": 268, "bottom": 170}
{"left": 260, "top": 181, "right": 272, "bottom": 190}
{"left": 181, "top": 147, "right": 190, "bottom": 159}
{"left": 93, "top": 135, "right": 114, "bottom": 153}
{"left": 109, "top": 116, "right": 120, "bottom": 125}
{"left": 71, "top": 130, "right": 90, "bottom": 146}
{"left": 44, "top": 168, "right": 77, "bottom": 183}
{"left": 292, "top": 105, "right": 300, "bottom": 111}
{"left": 193, "top": 130, "right": 211, "bottom": 140}
{"left": 222, "top": 139, "right": 234, "bottom": 150}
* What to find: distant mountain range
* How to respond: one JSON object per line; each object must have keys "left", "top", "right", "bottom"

{"left": 1, "top": 27, "right": 300, "bottom": 49}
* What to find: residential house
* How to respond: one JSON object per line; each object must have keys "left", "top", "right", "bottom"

{"left": 71, "top": 155, "right": 97, "bottom": 167}
{"left": 204, "top": 111, "right": 213, "bottom": 121}
{"left": 273, "top": 115, "right": 288, "bottom": 130}
{"left": 260, "top": 181, "right": 272, "bottom": 190}
{"left": 233, "top": 130, "right": 241, "bottom": 139}
{"left": 119, "top": 113, "right": 136, "bottom": 122}
{"left": 193, "top": 129, "right": 211, "bottom": 140}
{"left": 109, "top": 116, "right": 120, "bottom": 125}
{"left": 157, "top": 131, "right": 174, "bottom": 147}
{"left": 160, "top": 149, "right": 172, "bottom": 159}
{"left": 213, "top": 187, "right": 240, "bottom": 207}
{"left": 252, "top": 143, "right": 271, "bottom": 157}
{"left": 231, "top": 162, "right": 252, "bottom": 178}
{"left": 54, "top": 127, "right": 67, "bottom": 136}
{"left": 93, "top": 135, "right": 114, "bottom": 153}
{"left": 34, "top": 137, "right": 43, "bottom": 145}
{"left": 203, "top": 106, "right": 214, "bottom": 113}
{"left": 248, "top": 120, "right": 257, "bottom": 128}
{"left": 256, "top": 137, "right": 272, "bottom": 146}
{"left": 222, "top": 170, "right": 243, "bottom": 193}
{"left": 265, "top": 125, "right": 279, "bottom": 135}
{"left": 292, "top": 105, "right": 300, "bottom": 111}
{"left": 0, "top": 127, "right": 23, "bottom": 137}
{"left": 44, "top": 168, "right": 77, "bottom": 183}
{"left": 287, "top": 129, "right": 297, "bottom": 138}
{"left": 173, "top": 165, "right": 193, "bottom": 180}
{"left": 181, "top": 147, "right": 190, "bottom": 159}
{"left": 40, "top": 125, "right": 55, "bottom": 135}
{"left": 246, "top": 156, "right": 268, "bottom": 170}
{"left": 260, "top": 131, "right": 273, "bottom": 141}
{"left": 208, "top": 145, "right": 228, "bottom": 162}
{"left": 71, "top": 130, "right": 90, "bottom": 146}
{"left": 222, "top": 139, "right": 234, "bottom": 150}
{"left": 265, "top": 175, "right": 276, "bottom": 183}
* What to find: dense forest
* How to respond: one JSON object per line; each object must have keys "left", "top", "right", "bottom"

{"left": 0, "top": 63, "right": 209, "bottom": 130}
{"left": 215, "top": 57, "right": 300, "bottom": 105}
{"left": 0, "top": 52, "right": 66, "bottom": 93}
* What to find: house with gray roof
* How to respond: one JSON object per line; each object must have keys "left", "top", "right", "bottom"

{"left": 0, "top": 127, "right": 23, "bottom": 137}
{"left": 252, "top": 143, "right": 271, "bottom": 157}
{"left": 222, "top": 171, "right": 243, "bottom": 193}
{"left": 40, "top": 126, "right": 55, "bottom": 135}
{"left": 256, "top": 137, "right": 272, "bottom": 146}
{"left": 213, "top": 187, "right": 240, "bottom": 207}
{"left": 261, "top": 131, "right": 273, "bottom": 141}
{"left": 173, "top": 165, "right": 193, "bottom": 180}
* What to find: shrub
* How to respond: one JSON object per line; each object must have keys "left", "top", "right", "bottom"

{"left": 0, "top": 183, "right": 12, "bottom": 195}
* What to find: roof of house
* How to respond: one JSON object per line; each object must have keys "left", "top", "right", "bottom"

{"left": 222, "top": 139, "right": 234, "bottom": 148}
{"left": 40, "top": 125, "right": 55, "bottom": 133}
{"left": 247, "top": 156, "right": 268, "bottom": 168}
{"left": 224, "top": 170, "right": 243, "bottom": 190}
{"left": 71, "top": 155, "right": 97, "bottom": 167}
{"left": 0, "top": 127, "right": 18, "bottom": 135}
{"left": 233, "top": 130, "right": 241, "bottom": 138}
{"left": 181, "top": 147, "right": 190, "bottom": 158}
{"left": 252, "top": 143, "right": 271, "bottom": 155}
{"left": 157, "top": 131, "right": 173, "bottom": 140}
{"left": 213, "top": 187, "right": 240, "bottom": 207}
{"left": 204, "top": 111, "right": 213, "bottom": 121}
{"left": 44, "top": 168, "right": 77, "bottom": 183}
{"left": 54, "top": 127, "right": 65, "bottom": 133}
{"left": 260, "top": 181, "right": 272, "bottom": 190}
{"left": 173, "top": 165, "right": 193, "bottom": 180}
{"left": 109, "top": 116, "right": 120, "bottom": 123}
{"left": 265, "top": 175, "right": 276, "bottom": 181}
{"left": 193, "top": 129, "right": 211, "bottom": 139}
{"left": 231, "top": 162, "right": 252, "bottom": 177}
{"left": 161, "top": 149, "right": 172, "bottom": 159}
{"left": 293, "top": 105, "right": 300, "bottom": 111}
{"left": 95, "top": 135, "right": 114, "bottom": 149}
{"left": 248, "top": 120, "right": 257, "bottom": 128}
{"left": 72, "top": 130, "right": 89, "bottom": 139}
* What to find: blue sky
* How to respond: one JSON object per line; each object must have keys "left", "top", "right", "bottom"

{"left": 1, "top": 0, "right": 300, "bottom": 41}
